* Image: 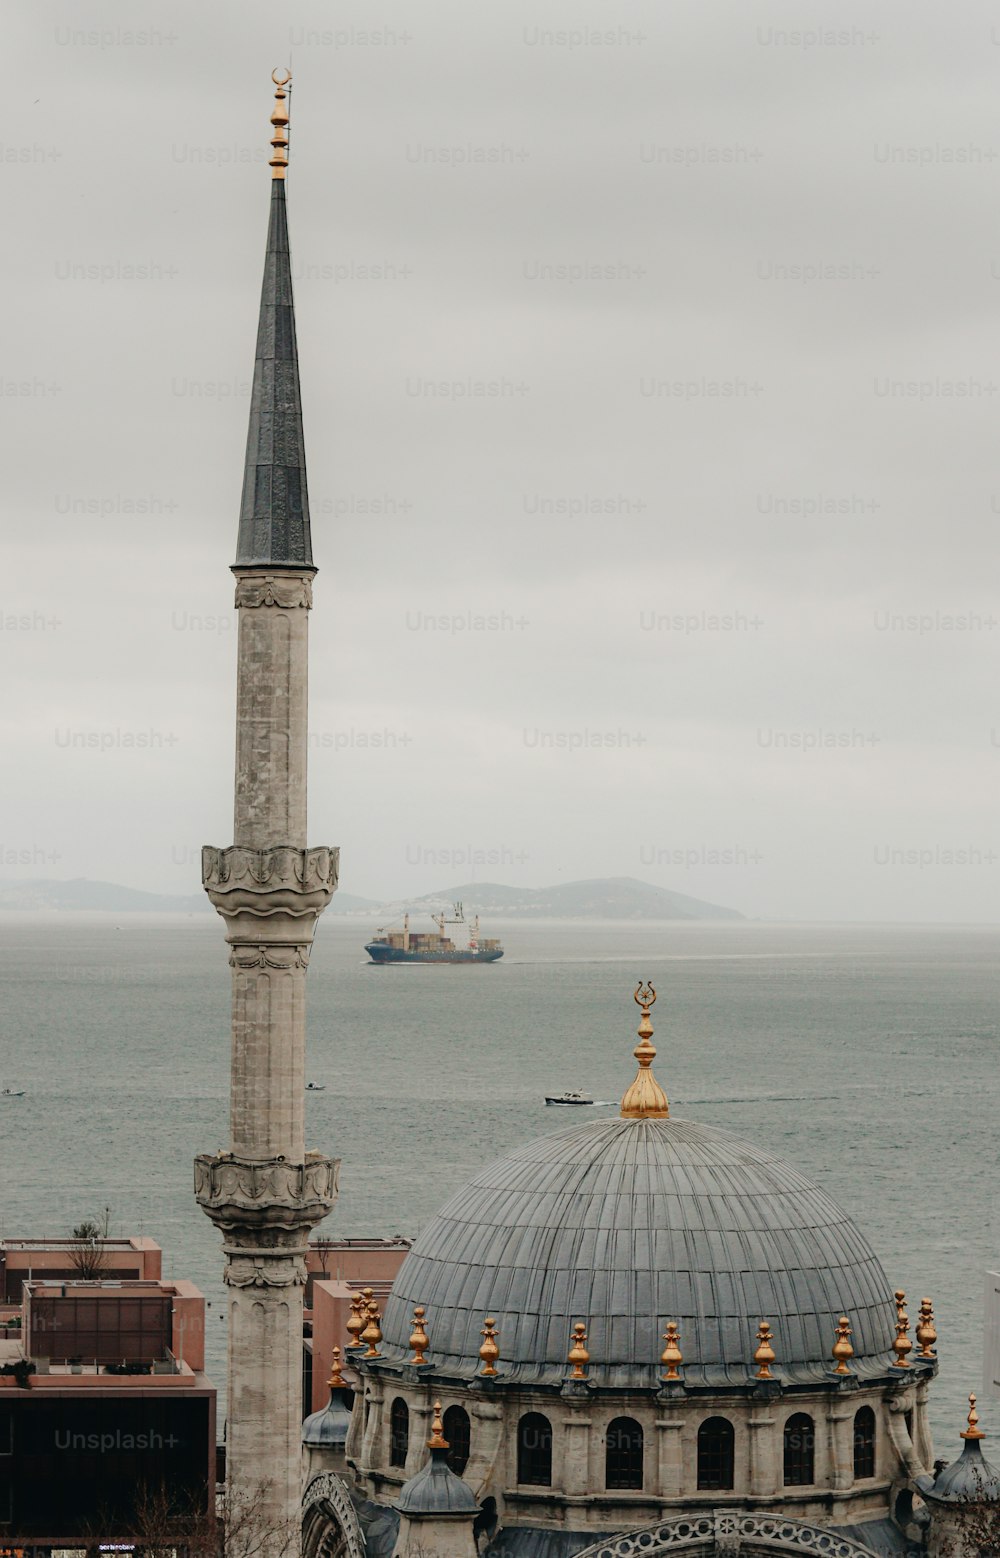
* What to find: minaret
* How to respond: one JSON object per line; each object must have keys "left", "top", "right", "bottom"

{"left": 195, "top": 71, "right": 339, "bottom": 1554}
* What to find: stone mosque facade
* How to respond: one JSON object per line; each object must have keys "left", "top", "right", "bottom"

{"left": 201, "top": 76, "right": 1000, "bottom": 1558}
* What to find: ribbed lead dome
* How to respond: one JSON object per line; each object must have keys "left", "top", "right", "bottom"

{"left": 380, "top": 1115, "right": 897, "bottom": 1388}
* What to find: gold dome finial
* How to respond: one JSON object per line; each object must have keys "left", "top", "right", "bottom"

{"left": 620, "top": 982, "right": 669, "bottom": 1119}
{"left": 428, "top": 1400, "right": 448, "bottom": 1449}
{"left": 754, "top": 1321, "right": 776, "bottom": 1380}
{"left": 269, "top": 68, "right": 292, "bottom": 180}
{"left": 479, "top": 1317, "right": 500, "bottom": 1376}
{"left": 409, "top": 1305, "right": 429, "bottom": 1366}
{"left": 916, "top": 1297, "right": 937, "bottom": 1359}
{"left": 962, "top": 1392, "right": 986, "bottom": 1441}
{"left": 327, "top": 1346, "right": 346, "bottom": 1390}
{"left": 661, "top": 1321, "right": 683, "bottom": 1381}
{"left": 891, "top": 1290, "right": 912, "bottom": 1369}
{"left": 567, "top": 1323, "right": 590, "bottom": 1380}
{"left": 361, "top": 1298, "right": 383, "bottom": 1359}
{"left": 832, "top": 1316, "right": 854, "bottom": 1375}
{"left": 346, "top": 1291, "right": 366, "bottom": 1349}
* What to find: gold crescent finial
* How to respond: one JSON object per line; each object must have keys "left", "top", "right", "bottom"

{"left": 269, "top": 68, "right": 292, "bottom": 180}
{"left": 621, "top": 981, "right": 669, "bottom": 1118}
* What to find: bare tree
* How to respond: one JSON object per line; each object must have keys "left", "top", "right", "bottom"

{"left": 934, "top": 1503, "right": 1000, "bottom": 1557}
{"left": 69, "top": 1209, "right": 112, "bottom": 1280}
{"left": 82, "top": 1474, "right": 300, "bottom": 1558}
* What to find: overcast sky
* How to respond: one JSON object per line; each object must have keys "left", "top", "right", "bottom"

{"left": 2, "top": 0, "right": 999, "bottom": 920}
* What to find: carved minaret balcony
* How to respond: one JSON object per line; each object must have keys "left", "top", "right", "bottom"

{"left": 195, "top": 71, "right": 337, "bottom": 1556}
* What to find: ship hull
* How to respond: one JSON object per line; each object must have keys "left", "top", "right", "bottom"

{"left": 365, "top": 945, "right": 504, "bottom": 964}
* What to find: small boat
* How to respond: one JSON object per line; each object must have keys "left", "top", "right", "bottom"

{"left": 1, "top": 1088, "right": 25, "bottom": 1098}
{"left": 545, "top": 1091, "right": 594, "bottom": 1107}
{"left": 306, "top": 1082, "right": 326, "bottom": 1092}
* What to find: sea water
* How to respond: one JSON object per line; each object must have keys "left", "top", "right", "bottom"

{"left": 0, "top": 913, "right": 996, "bottom": 1450}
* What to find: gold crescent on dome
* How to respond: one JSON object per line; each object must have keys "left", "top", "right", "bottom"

{"left": 272, "top": 68, "right": 292, "bottom": 87}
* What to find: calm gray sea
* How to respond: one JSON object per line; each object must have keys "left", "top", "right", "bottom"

{"left": 1, "top": 914, "right": 996, "bottom": 1451}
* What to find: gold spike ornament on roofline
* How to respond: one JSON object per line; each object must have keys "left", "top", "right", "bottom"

{"left": 620, "top": 982, "right": 669, "bottom": 1119}
{"left": 754, "top": 1321, "right": 776, "bottom": 1380}
{"left": 269, "top": 68, "right": 291, "bottom": 180}
{"left": 962, "top": 1392, "right": 985, "bottom": 1441}
{"left": 409, "top": 1305, "right": 429, "bottom": 1366}
{"left": 346, "top": 1291, "right": 366, "bottom": 1349}
{"left": 362, "top": 1299, "right": 383, "bottom": 1359}
{"left": 891, "top": 1289, "right": 912, "bottom": 1369}
{"left": 328, "top": 1346, "right": 346, "bottom": 1390}
{"left": 916, "top": 1297, "right": 937, "bottom": 1359}
{"left": 567, "top": 1322, "right": 590, "bottom": 1379}
{"left": 428, "top": 1401, "right": 449, "bottom": 1449}
{"left": 832, "top": 1316, "right": 854, "bottom": 1375}
{"left": 661, "top": 1321, "right": 683, "bottom": 1381}
{"left": 479, "top": 1316, "right": 500, "bottom": 1376}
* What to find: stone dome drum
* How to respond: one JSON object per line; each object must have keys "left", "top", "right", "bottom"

{"left": 380, "top": 1113, "right": 898, "bottom": 1388}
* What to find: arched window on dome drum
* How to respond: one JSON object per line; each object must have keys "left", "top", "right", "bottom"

{"left": 605, "top": 1417, "right": 643, "bottom": 1490}
{"left": 697, "top": 1417, "right": 735, "bottom": 1491}
{"left": 517, "top": 1412, "right": 553, "bottom": 1486}
{"left": 389, "top": 1397, "right": 409, "bottom": 1469}
{"left": 783, "top": 1413, "right": 816, "bottom": 1486}
{"left": 854, "top": 1406, "right": 876, "bottom": 1479}
{"left": 442, "top": 1405, "right": 471, "bottom": 1477}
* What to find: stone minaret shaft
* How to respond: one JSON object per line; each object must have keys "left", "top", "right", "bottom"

{"left": 196, "top": 73, "right": 338, "bottom": 1557}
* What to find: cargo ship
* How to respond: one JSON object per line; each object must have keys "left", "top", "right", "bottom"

{"left": 364, "top": 903, "right": 503, "bottom": 964}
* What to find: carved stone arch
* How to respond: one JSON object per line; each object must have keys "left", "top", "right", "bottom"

{"left": 302, "top": 1472, "right": 367, "bottom": 1558}
{"left": 572, "top": 1510, "right": 879, "bottom": 1558}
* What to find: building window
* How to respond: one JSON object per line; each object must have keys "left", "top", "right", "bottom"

{"left": 605, "top": 1416, "right": 643, "bottom": 1490}
{"left": 783, "top": 1413, "right": 816, "bottom": 1486}
{"left": 697, "top": 1417, "right": 735, "bottom": 1491}
{"left": 443, "top": 1405, "right": 471, "bottom": 1477}
{"left": 389, "top": 1397, "right": 409, "bottom": 1469}
{"left": 517, "top": 1412, "right": 553, "bottom": 1486}
{"left": 854, "top": 1406, "right": 876, "bottom": 1479}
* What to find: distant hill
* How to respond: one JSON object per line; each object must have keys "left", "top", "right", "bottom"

{"left": 392, "top": 876, "right": 744, "bottom": 922}
{"left": 0, "top": 876, "right": 743, "bottom": 921}
{"left": 0, "top": 879, "right": 380, "bottom": 915}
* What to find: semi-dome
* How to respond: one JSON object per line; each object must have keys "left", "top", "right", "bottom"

{"left": 380, "top": 1111, "right": 897, "bottom": 1389}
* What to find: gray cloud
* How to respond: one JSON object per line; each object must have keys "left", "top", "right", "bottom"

{"left": 2, "top": 0, "right": 997, "bottom": 920}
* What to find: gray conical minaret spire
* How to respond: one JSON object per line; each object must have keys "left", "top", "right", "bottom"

{"left": 195, "top": 70, "right": 338, "bottom": 1557}
{"left": 234, "top": 172, "right": 313, "bottom": 569}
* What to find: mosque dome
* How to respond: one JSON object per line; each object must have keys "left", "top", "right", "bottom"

{"left": 381, "top": 988, "right": 897, "bottom": 1389}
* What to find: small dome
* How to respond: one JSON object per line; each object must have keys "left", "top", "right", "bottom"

{"left": 381, "top": 1114, "right": 897, "bottom": 1387}
{"left": 302, "top": 1386, "right": 352, "bottom": 1448}
{"left": 929, "top": 1439, "right": 1000, "bottom": 1503}
{"left": 397, "top": 1448, "right": 479, "bottom": 1517}
{"left": 928, "top": 1400, "right": 1000, "bottom": 1504}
